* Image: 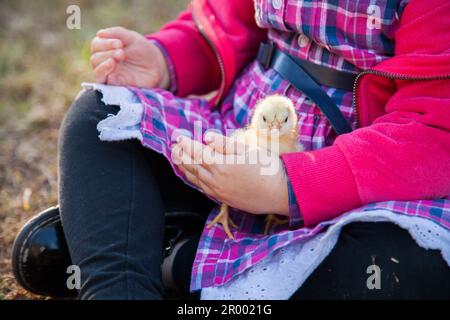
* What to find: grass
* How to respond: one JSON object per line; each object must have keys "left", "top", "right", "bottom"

{"left": 0, "top": 0, "right": 188, "bottom": 299}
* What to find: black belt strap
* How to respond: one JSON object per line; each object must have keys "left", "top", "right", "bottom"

{"left": 257, "top": 42, "right": 355, "bottom": 135}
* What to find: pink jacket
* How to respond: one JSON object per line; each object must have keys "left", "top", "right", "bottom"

{"left": 150, "top": 0, "right": 450, "bottom": 226}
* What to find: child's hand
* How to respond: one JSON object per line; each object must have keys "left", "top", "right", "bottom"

{"left": 90, "top": 26, "right": 170, "bottom": 89}
{"left": 172, "top": 134, "right": 290, "bottom": 216}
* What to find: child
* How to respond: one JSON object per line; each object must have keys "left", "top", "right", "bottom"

{"left": 59, "top": 0, "right": 450, "bottom": 299}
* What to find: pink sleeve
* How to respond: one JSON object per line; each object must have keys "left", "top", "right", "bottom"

{"left": 282, "top": 81, "right": 450, "bottom": 226}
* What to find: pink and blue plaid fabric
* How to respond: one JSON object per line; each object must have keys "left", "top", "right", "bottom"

{"left": 128, "top": 0, "right": 449, "bottom": 291}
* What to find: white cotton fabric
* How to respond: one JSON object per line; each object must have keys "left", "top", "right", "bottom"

{"left": 83, "top": 83, "right": 144, "bottom": 142}
{"left": 86, "top": 84, "right": 450, "bottom": 300}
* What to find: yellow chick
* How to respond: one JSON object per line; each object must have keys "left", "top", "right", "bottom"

{"left": 207, "top": 95, "right": 303, "bottom": 239}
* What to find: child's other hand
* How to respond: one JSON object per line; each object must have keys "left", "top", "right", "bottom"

{"left": 90, "top": 26, "right": 170, "bottom": 89}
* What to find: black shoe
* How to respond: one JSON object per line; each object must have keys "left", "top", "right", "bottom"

{"left": 163, "top": 212, "right": 204, "bottom": 299}
{"left": 11, "top": 206, "right": 76, "bottom": 298}
{"left": 163, "top": 211, "right": 204, "bottom": 258}
{"left": 162, "top": 236, "right": 200, "bottom": 295}
{"left": 12, "top": 207, "right": 205, "bottom": 298}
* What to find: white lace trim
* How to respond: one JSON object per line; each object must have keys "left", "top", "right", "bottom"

{"left": 201, "top": 209, "right": 450, "bottom": 300}
{"left": 82, "top": 83, "right": 144, "bottom": 142}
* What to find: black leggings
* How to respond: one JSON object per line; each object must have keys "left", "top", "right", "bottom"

{"left": 59, "top": 90, "right": 450, "bottom": 300}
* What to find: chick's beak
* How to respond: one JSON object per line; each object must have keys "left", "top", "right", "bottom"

{"left": 272, "top": 122, "right": 281, "bottom": 130}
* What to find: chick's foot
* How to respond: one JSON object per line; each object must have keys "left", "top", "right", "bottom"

{"left": 264, "top": 214, "right": 288, "bottom": 235}
{"left": 207, "top": 204, "right": 238, "bottom": 239}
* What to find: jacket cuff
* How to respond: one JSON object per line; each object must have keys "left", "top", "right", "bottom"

{"left": 281, "top": 146, "right": 362, "bottom": 227}
{"left": 286, "top": 176, "right": 303, "bottom": 227}
{"left": 148, "top": 40, "right": 178, "bottom": 93}
{"left": 146, "top": 28, "right": 221, "bottom": 97}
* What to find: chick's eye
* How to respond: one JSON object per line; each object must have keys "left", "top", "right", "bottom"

{"left": 283, "top": 117, "right": 288, "bottom": 123}
{"left": 263, "top": 116, "right": 267, "bottom": 122}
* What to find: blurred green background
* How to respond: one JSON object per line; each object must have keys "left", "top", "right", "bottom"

{"left": 0, "top": 0, "right": 188, "bottom": 299}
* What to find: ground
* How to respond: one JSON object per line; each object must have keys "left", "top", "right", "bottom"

{"left": 0, "top": 0, "right": 188, "bottom": 300}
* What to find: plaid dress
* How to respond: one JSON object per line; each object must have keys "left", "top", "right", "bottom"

{"left": 91, "top": 0, "right": 450, "bottom": 295}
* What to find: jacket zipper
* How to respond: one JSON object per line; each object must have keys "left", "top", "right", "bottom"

{"left": 352, "top": 70, "right": 450, "bottom": 129}
{"left": 192, "top": 13, "right": 226, "bottom": 106}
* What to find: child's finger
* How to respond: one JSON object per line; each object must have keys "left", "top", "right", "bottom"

{"left": 177, "top": 136, "right": 208, "bottom": 166}
{"left": 93, "top": 58, "right": 116, "bottom": 83}
{"left": 96, "top": 27, "right": 137, "bottom": 46}
{"left": 91, "top": 37, "right": 122, "bottom": 53}
{"left": 205, "top": 132, "right": 244, "bottom": 155}
{"left": 90, "top": 50, "right": 124, "bottom": 69}
{"left": 178, "top": 164, "right": 216, "bottom": 198}
{"left": 174, "top": 149, "right": 216, "bottom": 197}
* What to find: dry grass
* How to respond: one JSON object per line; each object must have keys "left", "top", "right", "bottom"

{"left": 0, "top": 0, "right": 188, "bottom": 299}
